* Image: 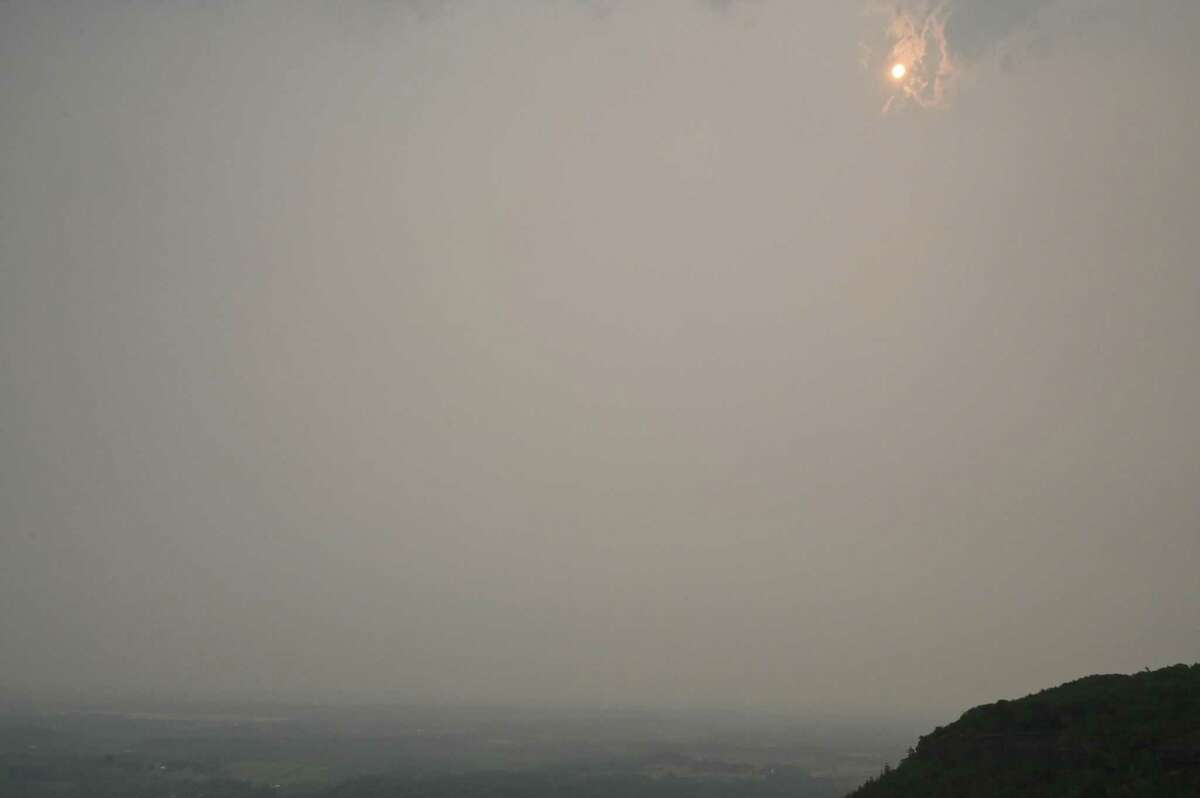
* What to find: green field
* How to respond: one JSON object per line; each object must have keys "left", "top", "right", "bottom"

{"left": 226, "top": 759, "right": 337, "bottom": 789}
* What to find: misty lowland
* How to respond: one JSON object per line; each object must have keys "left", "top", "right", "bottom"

{"left": 0, "top": 698, "right": 897, "bottom": 797}
{"left": 3, "top": 1, "right": 1199, "bottom": 797}
{"left": 4, "top": 666, "right": 1200, "bottom": 796}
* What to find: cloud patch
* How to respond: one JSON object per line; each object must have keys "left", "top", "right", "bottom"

{"left": 872, "top": 0, "right": 1057, "bottom": 109}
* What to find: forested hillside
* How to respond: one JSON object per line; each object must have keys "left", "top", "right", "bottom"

{"left": 849, "top": 664, "right": 1200, "bottom": 797}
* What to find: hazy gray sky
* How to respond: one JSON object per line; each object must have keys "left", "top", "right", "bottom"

{"left": 2, "top": 0, "right": 1198, "bottom": 718}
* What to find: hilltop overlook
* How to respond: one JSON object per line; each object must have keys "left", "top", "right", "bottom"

{"left": 849, "top": 664, "right": 1200, "bottom": 797}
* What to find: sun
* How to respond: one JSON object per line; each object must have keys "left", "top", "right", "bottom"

{"left": 891, "top": 63, "right": 907, "bottom": 81}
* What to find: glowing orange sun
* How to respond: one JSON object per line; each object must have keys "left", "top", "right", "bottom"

{"left": 891, "top": 63, "right": 907, "bottom": 80}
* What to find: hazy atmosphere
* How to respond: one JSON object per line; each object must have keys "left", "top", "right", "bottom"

{"left": 2, "top": 0, "right": 1198, "bottom": 721}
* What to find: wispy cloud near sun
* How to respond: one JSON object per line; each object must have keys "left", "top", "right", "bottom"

{"left": 869, "top": 0, "right": 1058, "bottom": 110}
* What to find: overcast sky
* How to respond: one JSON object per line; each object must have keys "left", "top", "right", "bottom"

{"left": 2, "top": 0, "right": 1198, "bottom": 718}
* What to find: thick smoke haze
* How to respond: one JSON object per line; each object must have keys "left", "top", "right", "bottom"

{"left": 2, "top": 1, "right": 1198, "bottom": 719}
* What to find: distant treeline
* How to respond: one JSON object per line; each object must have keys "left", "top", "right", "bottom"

{"left": 322, "top": 767, "right": 839, "bottom": 798}
{"left": 0, "top": 754, "right": 840, "bottom": 798}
